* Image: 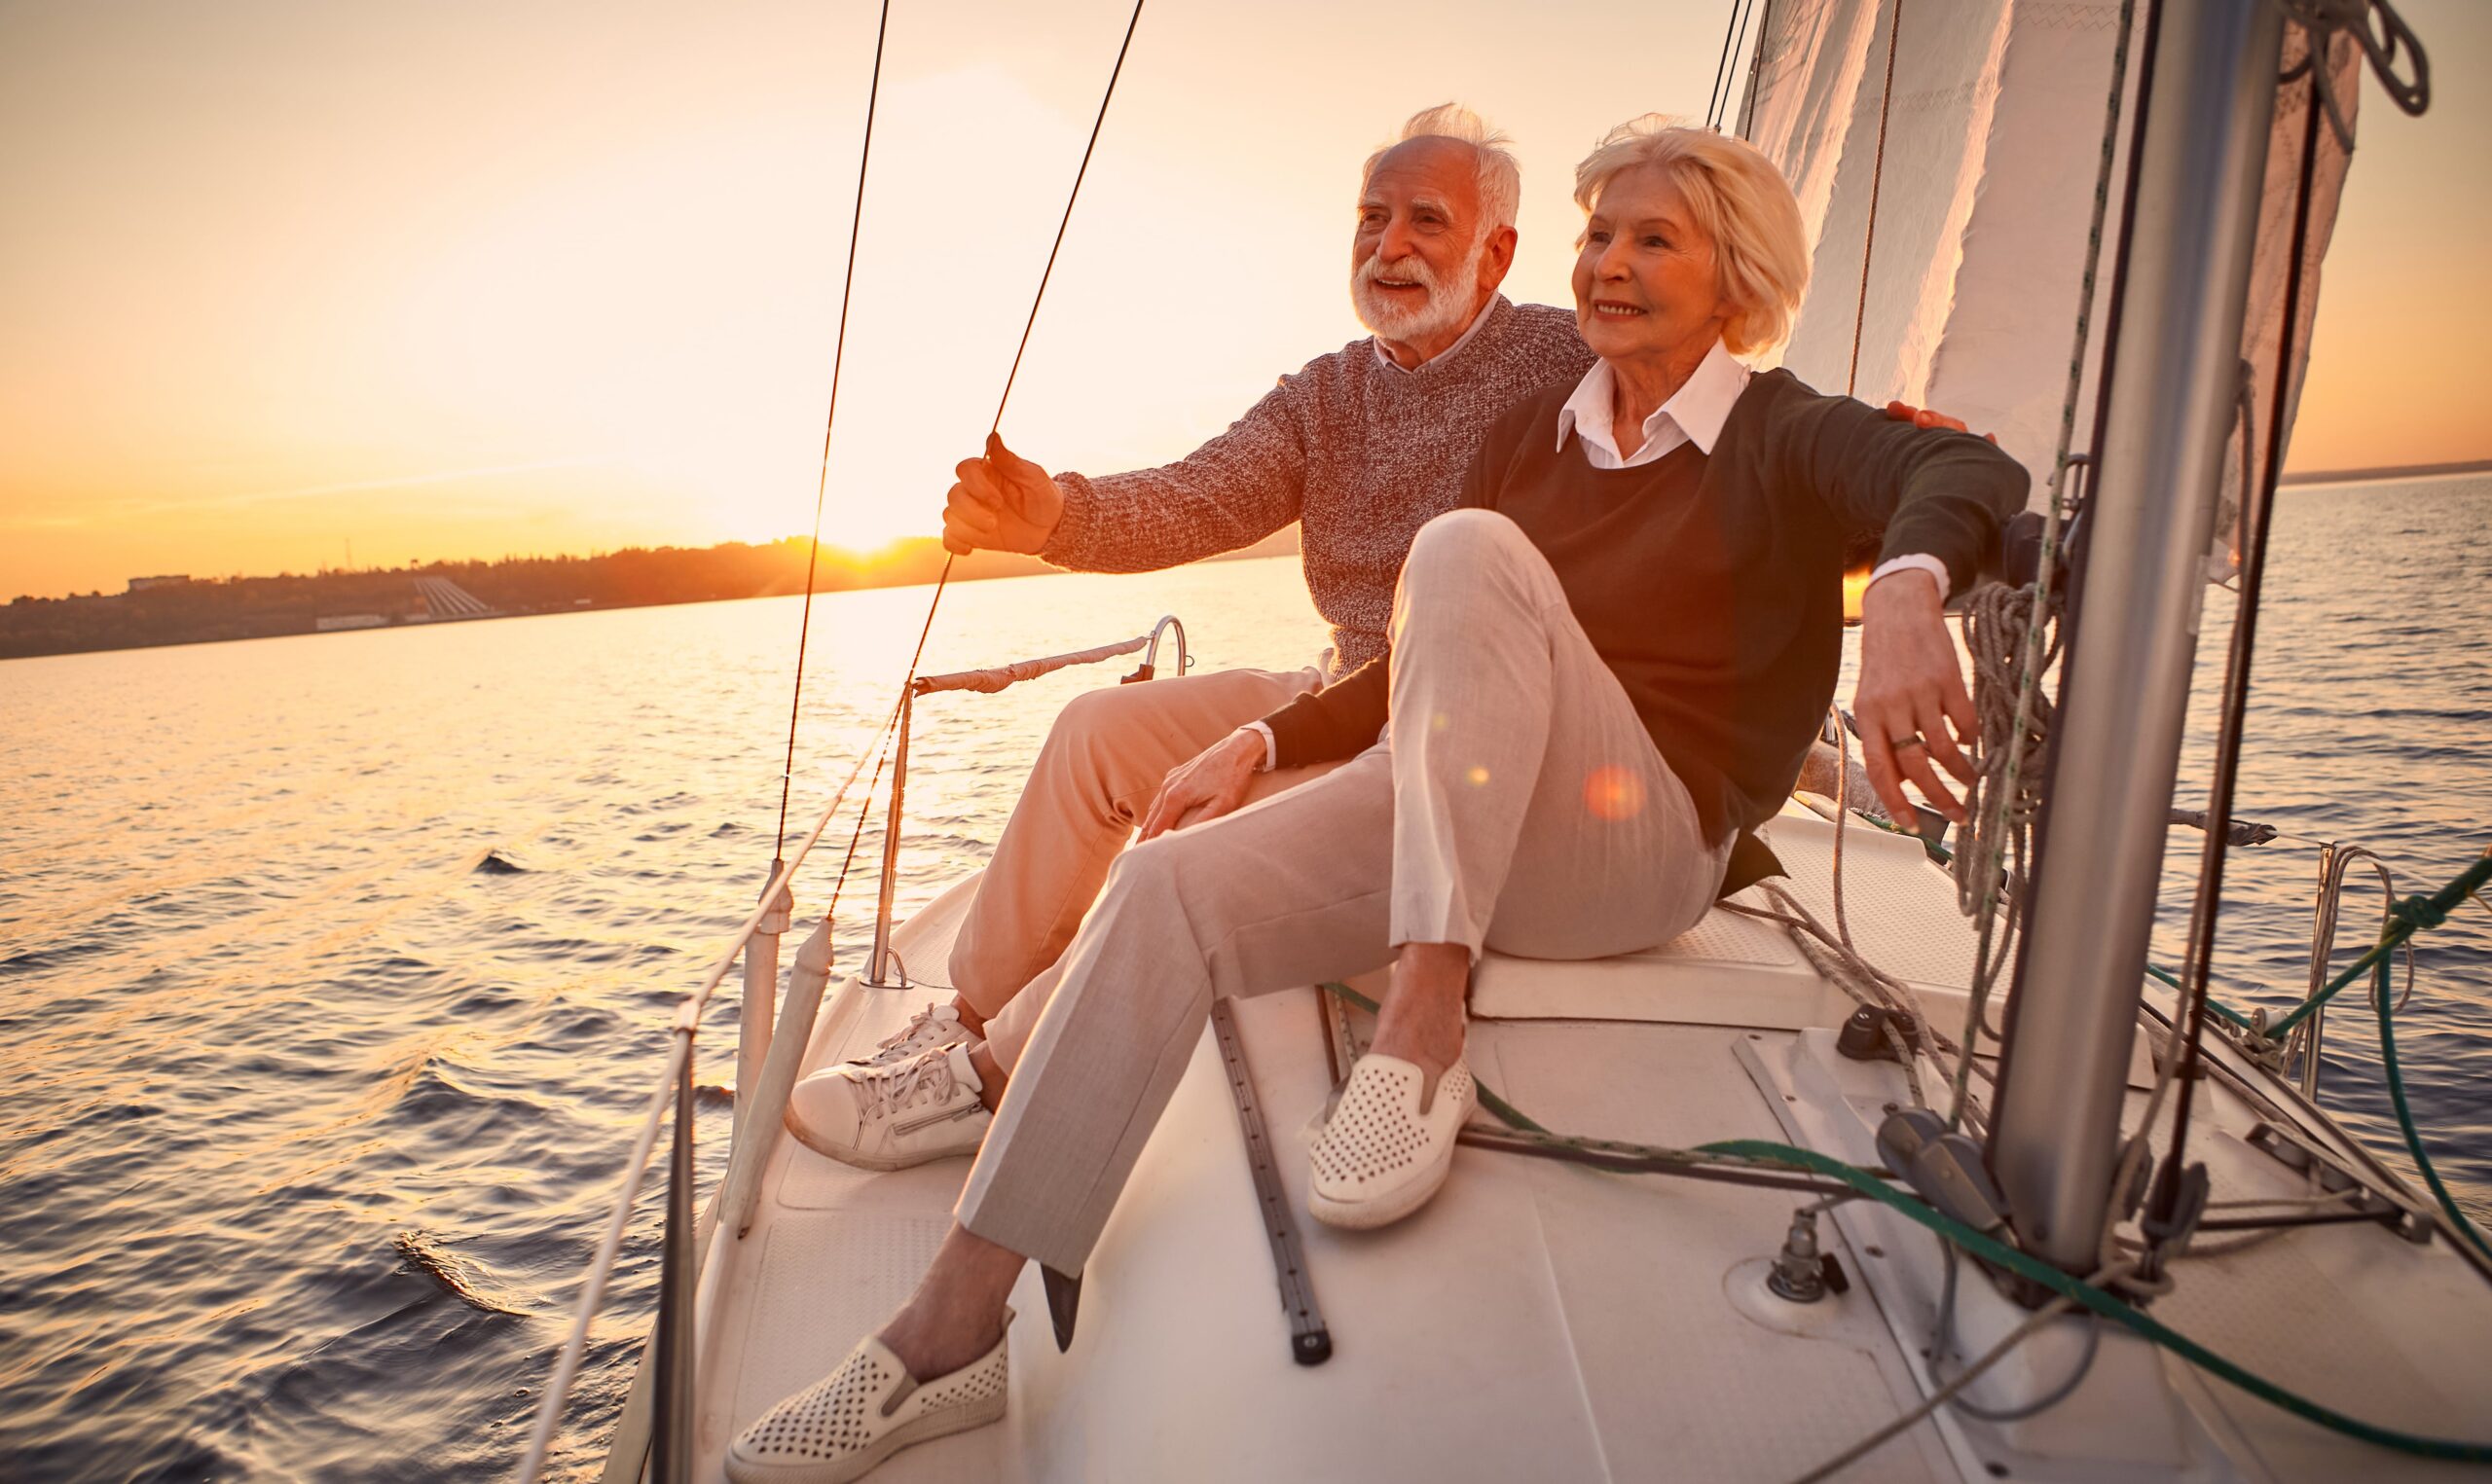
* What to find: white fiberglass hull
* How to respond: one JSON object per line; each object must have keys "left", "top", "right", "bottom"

{"left": 665, "top": 808, "right": 2492, "bottom": 1483}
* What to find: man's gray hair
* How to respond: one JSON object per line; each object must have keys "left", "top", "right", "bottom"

{"left": 1362, "top": 103, "right": 1522, "bottom": 235}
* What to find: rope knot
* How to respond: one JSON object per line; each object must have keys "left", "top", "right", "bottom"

{"left": 2391, "top": 894, "right": 2448, "bottom": 931}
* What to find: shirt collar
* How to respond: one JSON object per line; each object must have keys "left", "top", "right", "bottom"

{"left": 1556, "top": 337, "right": 1750, "bottom": 457}
{"left": 1372, "top": 293, "right": 1502, "bottom": 373}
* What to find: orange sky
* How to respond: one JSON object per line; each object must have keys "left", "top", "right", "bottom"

{"left": 2, "top": 0, "right": 2485, "bottom": 600}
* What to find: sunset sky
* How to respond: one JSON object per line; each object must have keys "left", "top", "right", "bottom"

{"left": 3, "top": 0, "right": 2485, "bottom": 600}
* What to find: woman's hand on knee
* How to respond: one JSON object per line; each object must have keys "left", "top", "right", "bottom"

{"left": 1138, "top": 729, "right": 1265, "bottom": 842}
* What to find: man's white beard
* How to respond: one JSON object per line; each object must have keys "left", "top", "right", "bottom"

{"left": 1352, "top": 233, "right": 1487, "bottom": 346}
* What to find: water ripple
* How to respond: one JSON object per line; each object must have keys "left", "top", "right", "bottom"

{"left": 1, "top": 499, "right": 2484, "bottom": 1477}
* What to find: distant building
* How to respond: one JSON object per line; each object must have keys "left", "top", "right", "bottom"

{"left": 314, "top": 614, "right": 387, "bottom": 633}
{"left": 127, "top": 574, "right": 190, "bottom": 593}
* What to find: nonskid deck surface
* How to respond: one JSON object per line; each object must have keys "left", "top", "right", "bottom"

{"left": 700, "top": 991, "right": 1951, "bottom": 1476}
{"left": 687, "top": 821, "right": 2492, "bottom": 1483}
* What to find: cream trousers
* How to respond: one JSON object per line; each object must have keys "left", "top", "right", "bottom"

{"left": 947, "top": 660, "right": 1330, "bottom": 1068}
{"left": 957, "top": 511, "right": 1728, "bottom": 1274}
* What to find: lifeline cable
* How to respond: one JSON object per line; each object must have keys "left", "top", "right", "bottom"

{"left": 872, "top": 0, "right": 1151, "bottom": 721}
{"left": 1721, "top": 0, "right": 1762, "bottom": 131}
{"left": 1704, "top": 0, "right": 1743, "bottom": 130}
{"left": 556, "top": 11, "right": 1158, "bottom": 1470}
{"left": 985, "top": 0, "right": 1147, "bottom": 438}
{"left": 517, "top": 701, "right": 902, "bottom": 1481}
{"left": 774, "top": 0, "right": 897, "bottom": 861}
{"left": 1844, "top": 0, "right": 1902, "bottom": 398}
{"left": 1705, "top": 0, "right": 1760, "bottom": 132}
{"left": 1950, "top": 0, "right": 2137, "bottom": 1131}
{"left": 2151, "top": 38, "right": 2332, "bottom": 1235}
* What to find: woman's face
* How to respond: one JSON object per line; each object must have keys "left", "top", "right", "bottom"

{"left": 1572, "top": 163, "right": 1728, "bottom": 368}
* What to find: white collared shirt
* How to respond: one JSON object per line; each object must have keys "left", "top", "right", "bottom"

{"left": 1243, "top": 338, "right": 1952, "bottom": 775}
{"left": 1554, "top": 342, "right": 1949, "bottom": 599}
{"left": 1556, "top": 337, "right": 1750, "bottom": 466}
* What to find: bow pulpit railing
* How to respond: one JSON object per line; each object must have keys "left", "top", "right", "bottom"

{"left": 866, "top": 616, "right": 1189, "bottom": 987}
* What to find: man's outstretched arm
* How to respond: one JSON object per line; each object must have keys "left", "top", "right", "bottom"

{"left": 942, "top": 380, "right": 1312, "bottom": 573}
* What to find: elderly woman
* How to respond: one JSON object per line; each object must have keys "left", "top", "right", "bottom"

{"left": 725, "top": 119, "right": 2026, "bottom": 1483}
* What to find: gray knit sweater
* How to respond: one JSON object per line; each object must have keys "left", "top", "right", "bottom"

{"left": 1039, "top": 296, "right": 1594, "bottom": 675}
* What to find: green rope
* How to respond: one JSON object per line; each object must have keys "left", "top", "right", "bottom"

{"left": 1318, "top": 979, "right": 1548, "bottom": 1132}
{"left": 2145, "top": 960, "right": 2256, "bottom": 1032}
{"left": 1321, "top": 989, "right": 2492, "bottom": 1463}
{"left": 1312, "top": 844, "right": 2492, "bottom": 1467}
{"left": 1941, "top": 835, "right": 2486, "bottom": 1041}
{"left": 2241, "top": 853, "right": 2489, "bottom": 1041}
{"left": 2371, "top": 949, "right": 2492, "bottom": 1264}
{"left": 1695, "top": 1139, "right": 2492, "bottom": 1464}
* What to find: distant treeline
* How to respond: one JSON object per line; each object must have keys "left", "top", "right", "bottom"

{"left": 2276, "top": 456, "right": 2492, "bottom": 487}
{"left": 0, "top": 537, "right": 1083, "bottom": 660}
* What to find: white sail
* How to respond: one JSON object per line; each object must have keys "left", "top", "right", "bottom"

{"left": 1742, "top": 0, "right": 2360, "bottom": 574}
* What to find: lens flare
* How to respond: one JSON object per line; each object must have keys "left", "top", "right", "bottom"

{"left": 1584, "top": 765, "right": 1645, "bottom": 820}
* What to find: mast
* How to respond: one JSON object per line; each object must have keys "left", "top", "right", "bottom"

{"left": 1986, "top": 0, "right": 2285, "bottom": 1271}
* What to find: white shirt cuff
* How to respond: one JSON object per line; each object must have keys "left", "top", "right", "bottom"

{"left": 1867, "top": 554, "right": 1949, "bottom": 599}
{"left": 1243, "top": 720, "right": 1277, "bottom": 773}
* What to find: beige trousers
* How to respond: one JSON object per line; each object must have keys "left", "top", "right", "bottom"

{"left": 947, "top": 662, "right": 1329, "bottom": 1068}
{"left": 958, "top": 511, "right": 1730, "bottom": 1274}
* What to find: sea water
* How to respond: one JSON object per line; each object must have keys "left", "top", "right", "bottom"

{"left": 1, "top": 476, "right": 2484, "bottom": 1478}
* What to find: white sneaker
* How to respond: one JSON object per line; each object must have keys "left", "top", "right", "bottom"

{"left": 787, "top": 1043, "right": 991, "bottom": 1171}
{"left": 846, "top": 1000, "right": 970, "bottom": 1068}
{"left": 724, "top": 1312, "right": 1013, "bottom": 1484}
{"left": 1307, "top": 1053, "right": 1476, "bottom": 1230}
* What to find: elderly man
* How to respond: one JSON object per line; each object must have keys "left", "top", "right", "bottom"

{"left": 782, "top": 103, "right": 1593, "bottom": 1169}
{"left": 726, "top": 116, "right": 2026, "bottom": 1484}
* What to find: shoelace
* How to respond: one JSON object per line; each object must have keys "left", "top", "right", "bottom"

{"left": 858, "top": 1050, "right": 958, "bottom": 1122}
{"left": 873, "top": 1005, "right": 947, "bottom": 1055}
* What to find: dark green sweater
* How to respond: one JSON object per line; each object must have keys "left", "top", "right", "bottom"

{"left": 1261, "top": 369, "right": 2030, "bottom": 841}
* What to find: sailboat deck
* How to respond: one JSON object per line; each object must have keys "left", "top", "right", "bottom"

{"left": 703, "top": 998, "right": 1952, "bottom": 1481}
{"left": 684, "top": 812, "right": 2492, "bottom": 1483}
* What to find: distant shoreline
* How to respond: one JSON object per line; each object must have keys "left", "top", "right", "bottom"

{"left": 1, "top": 530, "right": 1303, "bottom": 662}
{"left": 2278, "top": 457, "right": 2492, "bottom": 487}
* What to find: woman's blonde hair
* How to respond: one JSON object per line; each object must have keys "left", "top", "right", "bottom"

{"left": 1573, "top": 117, "right": 1808, "bottom": 356}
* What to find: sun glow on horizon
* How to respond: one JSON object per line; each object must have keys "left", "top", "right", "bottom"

{"left": 3, "top": 1, "right": 2486, "bottom": 601}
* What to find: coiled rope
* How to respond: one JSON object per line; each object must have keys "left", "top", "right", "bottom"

{"left": 1948, "top": 0, "right": 2140, "bottom": 1137}
{"left": 1320, "top": 853, "right": 2492, "bottom": 1468}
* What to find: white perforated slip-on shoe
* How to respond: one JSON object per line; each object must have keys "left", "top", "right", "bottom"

{"left": 1306, "top": 1053, "right": 1477, "bottom": 1230}
{"left": 844, "top": 1000, "right": 970, "bottom": 1068}
{"left": 785, "top": 1043, "right": 990, "bottom": 1171}
{"left": 723, "top": 1311, "right": 1013, "bottom": 1484}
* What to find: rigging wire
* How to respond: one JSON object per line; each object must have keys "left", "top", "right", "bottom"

{"left": 1985, "top": 0, "right": 2165, "bottom": 1149}
{"left": 847, "top": 0, "right": 1151, "bottom": 740}
{"left": 1721, "top": 0, "right": 1763, "bottom": 133}
{"left": 541, "top": 9, "right": 1157, "bottom": 1472}
{"left": 1950, "top": 0, "right": 2138, "bottom": 1132}
{"left": 1844, "top": 0, "right": 1903, "bottom": 398}
{"left": 1788, "top": 1272, "right": 2122, "bottom": 1484}
{"left": 774, "top": 0, "right": 897, "bottom": 862}
{"left": 515, "top": 702, "right": 899, "bottom": 1481}
{"left": 535, "top": 5, "right": 1155, "bottom": 1464}
{"left": 1705, "top": 0, "right": 1761, "bottom": 132}
{"left": 2149, "top": 26, "right": 2333, "bottom": 1252}
{"left": 1704, "top": 0, "right": 1743, "bottom": 130}
{"left": 986, "top": 0, "right": 1148, "bottom": 438}
{"left": 1932, "top": 1238, "right": 2106, "bottom": 1423}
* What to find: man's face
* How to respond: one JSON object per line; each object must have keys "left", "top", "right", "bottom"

{"left": 1351, "top": 137, "right": 1493, "bottom": 348}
